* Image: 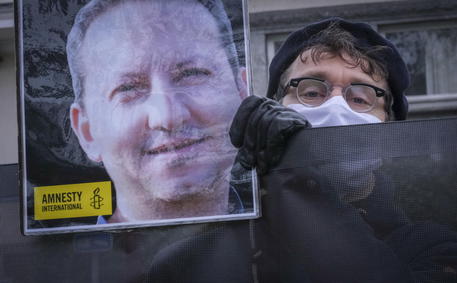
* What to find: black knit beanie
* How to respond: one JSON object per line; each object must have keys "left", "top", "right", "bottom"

{"left": 266, "top": 17, "right": 410, "bottom": 120}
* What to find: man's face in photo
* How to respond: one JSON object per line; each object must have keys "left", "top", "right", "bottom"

{"left": 70, "top": 0, "right": 245, "bottom": 206}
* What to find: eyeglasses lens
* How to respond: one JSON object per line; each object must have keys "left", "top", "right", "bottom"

{"left": 296, "top": 80, "right": 328, "bottom": 106}
{"left": 345, "top": 85, "right": 377, "bottom": 112}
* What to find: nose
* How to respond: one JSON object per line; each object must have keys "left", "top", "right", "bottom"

{"left": 328, "top": 85, "right": 345, "bottom": 99}
{"left": 145, "top": 77, "right": 191, "bottom": 132}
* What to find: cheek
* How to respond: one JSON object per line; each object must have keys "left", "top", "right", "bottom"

{"left": 282, "top": 93, "right": 299, "bottom": 106}
{"left": 372, "top": 98, "right": 388, "bottom": 121}
{"left": 218, "top": 93, "right": 241, "bottom": 115}
{"left": 189, "top": 85, "right": 241, "bottom": 124}
{"left": 194, "top": 99, "right": 238, "bottom": 127}
{"left": 373, "top": 110, "right": 387, "bottom": 122}
{"left": 89, "top": 104, "right": 145, "bottom": 146}
{"left": 367, "top": 110, "right": 385, "bottom": 122}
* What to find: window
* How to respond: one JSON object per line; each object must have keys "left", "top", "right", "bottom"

{"left": 266, "top": 33, "right": 288, "bottom": 66}
{"left": 381, "top": 21, "right": 457, "bottom": 96}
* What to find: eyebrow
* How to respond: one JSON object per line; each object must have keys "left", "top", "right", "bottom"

{"left": 299, "top": 70, "right": 376, "bottom": 86}
{"left": 176, "top": 60, "right": 194, "bottom": 69}
{"left": 299, "top": 71, "right": 328, "bottom": 80}
{"left": 119, "top": 72, "right": 146, "bottom": 80}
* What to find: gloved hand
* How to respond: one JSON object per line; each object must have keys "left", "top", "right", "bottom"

{"left": 229, "top": 95, "right": 311, "bottom": 175}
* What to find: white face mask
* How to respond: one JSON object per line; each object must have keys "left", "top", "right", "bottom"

{"left": 287, "top": 96, "right": 382, "bottom": 128}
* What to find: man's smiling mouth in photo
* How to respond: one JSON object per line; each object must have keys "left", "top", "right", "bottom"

{"left": 143, "top": 136, "right": 211, "bottom": 155}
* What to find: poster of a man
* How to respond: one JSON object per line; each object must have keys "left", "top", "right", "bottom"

{"left": 18, "top": 0, "right": 258, "bottom": 234}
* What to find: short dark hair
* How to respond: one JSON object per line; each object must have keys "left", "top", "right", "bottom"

{"left": 278, "top": 23, "right": 393, "bottom": 120}
{"left": 66, "top": 0, "right": 240, "bottom": 106}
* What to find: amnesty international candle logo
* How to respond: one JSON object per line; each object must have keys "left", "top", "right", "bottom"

{"left": 90, "top": 188, "right": 104, "bottom": 210}
{"left": 34, "top": 182, "right": 112, "bottom": 220}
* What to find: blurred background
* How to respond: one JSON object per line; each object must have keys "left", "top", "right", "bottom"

{"left": 247, "top": 0, "right": 457, "bottom": 120}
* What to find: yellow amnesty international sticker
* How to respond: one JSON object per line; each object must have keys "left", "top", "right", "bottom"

{"left": 34, "top": 181, "right": 112, "bottom": 220}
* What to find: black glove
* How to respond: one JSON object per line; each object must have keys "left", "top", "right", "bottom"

{"left": 229, "top": 95, "right": 311, "bottom": 175}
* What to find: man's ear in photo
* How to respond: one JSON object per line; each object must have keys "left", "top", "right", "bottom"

{"left": 237, "top": 67, "right": 248, "bottom": 99}
{"left": 70, "top": 103, "right": 102, "bottom": 162}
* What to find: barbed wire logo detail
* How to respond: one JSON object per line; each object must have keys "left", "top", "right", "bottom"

{"left": 90, "top": 187, "right": 104, "bottom": 209}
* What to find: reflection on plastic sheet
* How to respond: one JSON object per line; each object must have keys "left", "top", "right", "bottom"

{"left": 17, "top": 0, "right": 259, "bottom": 234}
{"left": 2, "top": 119, "right": 457, "bottom": 282}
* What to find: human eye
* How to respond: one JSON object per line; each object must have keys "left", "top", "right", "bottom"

{"left": 296, "top": 78, "right": 326, "bottom": 102}
{"left": 172, "top": 67, "right": 213, "bottom": 86}
{"left": 302, "top": 90, "right": 321, "bottom": 98}
{"left": 347, "top": 85, "right": 376, "bottom": 108}
{"left": 111, "top": 78, "right": 150, "bottom": 103}
{"left": 349, "top": 97, "right": 370, "bottom": 105}
{"left": 298, "top": 86, "right": 325, "bottom": 100}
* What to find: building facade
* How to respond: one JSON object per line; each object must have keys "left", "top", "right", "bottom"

{"left": 248, "top": 0, "right": 457, "bottom": 120}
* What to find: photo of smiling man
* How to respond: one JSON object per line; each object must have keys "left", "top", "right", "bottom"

{"left": 19, "top": 0, "right": 257, "bottom": 233}
{"left": 67, "top": 0, "right": 254, "bottom": 224}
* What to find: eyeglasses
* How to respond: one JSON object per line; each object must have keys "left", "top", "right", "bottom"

{"left": 283, "top": 77, "right": 386, "bottom": 113}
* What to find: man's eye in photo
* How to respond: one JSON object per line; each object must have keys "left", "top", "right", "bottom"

{"left": 119, "top": 91, "right": 143, "bottom": 103}
{"left": 118, "top": 83, "right": 138, "bottom": 92}
{"left": 113, "top": 81, "right": 149, "bottom": 103}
